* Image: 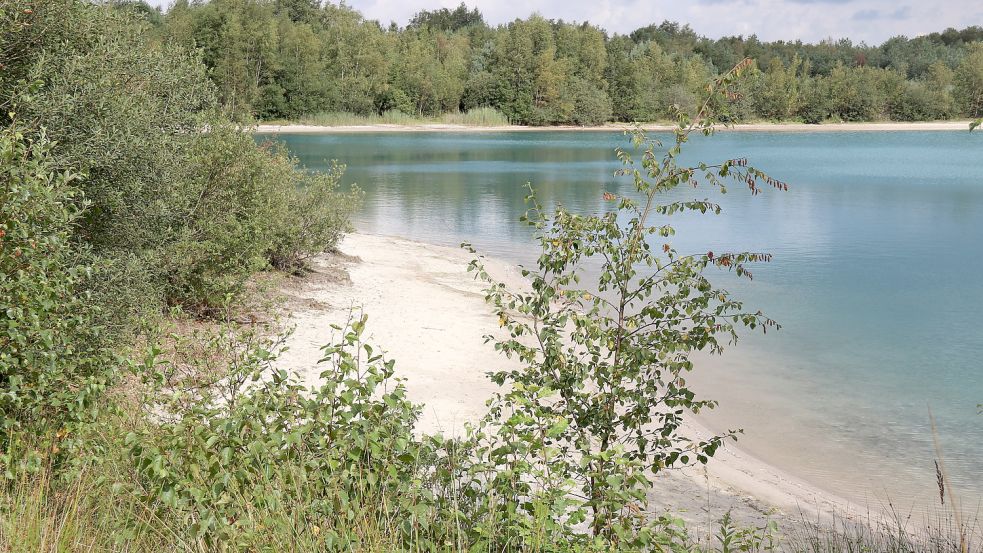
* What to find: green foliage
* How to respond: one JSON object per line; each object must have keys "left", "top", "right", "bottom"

{"left": 567, "top": 77, "right": 613, "bottom": 126}
{"left": 955, "top": 44, "right": 983, "bottom": 118}
{"left": 0, "top": 0, "right": 356, "bottom": 490}
{"left": 124, "top": 316, "right": 427, "bottom": 548}
{"left": 0, "top": 124, "right": 117, "bottom": 469}
{"left": 0, "top": 310, "right": 790, "bottom": 551}
{"left": 390, "top": 30, "right": 469, "bottom": 116}
{"left": 153, "top": 0, "right": 983, "bottom": 124}
{"left": 824, "top": 63, "right": 887, "bottom": 121}
{"left": 466, "top": 60, "right": 782, "bottom": 542}
{"left": 160, "top": 126, "right": 287, "bottom": 308}
{"left": 2, "top": 0, "right": 357, "bottom": 317}
{"left": 107, "top": 0, "right": 162, "bottom": 25}
{"left": 409, "top": 2, "right": 484, "bottom": 32}
{"left": 754, "top": 57, "right": 803, "bottom": 121}
{"left": 266, "top": 158, "right": 361, "bottom": 271}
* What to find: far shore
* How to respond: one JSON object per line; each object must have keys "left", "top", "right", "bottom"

{"left": 277, "top": 232, "right": 884, "bottom": 533}
{"left": 254, "top": 120, "right": 975, "bottom": 134}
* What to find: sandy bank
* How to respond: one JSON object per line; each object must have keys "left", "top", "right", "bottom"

{"left": 254, "top": 121, "right": 974, "bottom": 134}
{"left": 277, "top": 233, "right": 877, "bottom": 531}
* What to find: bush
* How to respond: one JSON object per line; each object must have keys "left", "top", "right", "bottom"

{"left": 117, "top": 315, "right": 699, "bottom": 551}
{"left": 461, "top": 71, "right": 500, "bottom": 112}
{"left": 124, "top": 316, "right": 443, "bottom": 549}
{"left": 374, "top": 87, "right": 416, "bottom": 116}
{"left": 0, "top": 124, "right": 117, "bottom": 467}
{"left": 3, "top": 0, "right": 358, "bottom": 317}
{"left": 798, "top": 77, "right": 832, "bottom": 124}
{"left": 267, "top": 159, "right": 361, "bottom": 272}
{"left": 888, "top": 81, "right": 936, "bottom": 121}
{"left": 466, "top": 59, "right": 782, "bottom": 544}
{"left": 955, "top": 45, "right": 983, "bottom": 118}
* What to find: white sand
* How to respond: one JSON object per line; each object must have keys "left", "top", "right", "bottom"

{"left": 255, "top": 121, "right": 975, "bottom": 134}
{"left": 278, "top": 233, "right": 879, "bottom": 530}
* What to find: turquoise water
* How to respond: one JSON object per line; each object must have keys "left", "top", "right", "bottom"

{"left": 264, "top": 130, "right": 983, "bottom": 510}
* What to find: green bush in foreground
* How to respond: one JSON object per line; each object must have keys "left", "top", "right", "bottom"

{"left": 0, "top": 124, "right": 118, "bottom": 471}
{"left": 124, "top": 317, "right": 425, "bottom": 549}
{"left": 464, "top": 58, "right": 782, "bottom": 544}
{"left": 266, "top": 158, "right": 360, "bottom": 272}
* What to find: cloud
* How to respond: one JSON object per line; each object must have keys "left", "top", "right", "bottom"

{"left": 852, "top": 5, "right": 911, "bottom": 21}
{"left": 888, "top": 6, "right": 912, "bottom": 19}
{"left": 852, "top": 8, "right": 880, "bottom": 20}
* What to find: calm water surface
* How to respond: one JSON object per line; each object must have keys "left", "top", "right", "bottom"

{"left": 264, "top": 130, "right": 983, "bottom": 510}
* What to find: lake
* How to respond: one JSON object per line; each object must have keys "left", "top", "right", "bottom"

{"left": 262, "top": 129, "right": 983, "bottom": 512}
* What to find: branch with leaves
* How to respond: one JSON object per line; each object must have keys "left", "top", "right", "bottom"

{"left": 464, "top": 59, "right": 786, "bottom": 544}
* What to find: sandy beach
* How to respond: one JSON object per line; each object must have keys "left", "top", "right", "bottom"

{"left": 255, "top": 121, "right": 975, "bottom": 134}
{"left": 277, "top": 232, "right": 882, "bottom": 531}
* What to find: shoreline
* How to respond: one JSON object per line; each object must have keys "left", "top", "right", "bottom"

{"left": 254, "top": 121, "right": 975, "bottom": 134}
{"left": 277, "top": 232, "right": 881, "bottom": 531}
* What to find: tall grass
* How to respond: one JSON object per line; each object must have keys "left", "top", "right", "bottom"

{"left": 272, "top": 108, "right": 511, "bottom": 127}
{"left": 0, "top": 469, "right": 115, "bottom": 552}
{"left": 783, "top": 507, "right": 981, "bottom": 553}
{"left": 440, "top": 107, "right": 511, "bottom": 126}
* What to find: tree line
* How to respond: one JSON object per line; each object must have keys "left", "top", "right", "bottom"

{"left": 124, "top": 0, "right": 983, "bottom": 125}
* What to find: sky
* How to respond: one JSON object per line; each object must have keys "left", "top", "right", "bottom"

{"left": 146, "top": 0, "right": 983, "bottom": 45}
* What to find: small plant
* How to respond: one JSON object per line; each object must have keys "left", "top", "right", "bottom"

{"left": 466, "top": 58, "right": 786, "bottom": 543}
{"left": 715, "top": 512, "right": 780, "bottom": 553}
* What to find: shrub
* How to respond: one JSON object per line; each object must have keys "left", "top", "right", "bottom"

{"left": 267, "top": 160, "right": 361, "bottom": 272}
{"left": 374, "top": 87, "right": 417, "bottom": 116}
{"left": 887, "top": 81, "right": 936, "bottom": 121}
{"left": 160, "top": 126, "right": 281, "bottom": 309}
{"left": 124, "top": 316, "right": 438, "bottom": 549}
{"left": 798, "top": 77, "right": 832, "bottom": 124}
{"left": 466, "top": 59, "right": 783, "bottom": 542}
{"left": 3, "top": 0, "right": 358, "bottom": 317}
{"left": 0, "top": 124, "right": 117, "bottom": 468}
{"left": 955, "top": 44, "right": 983, "bottom": 118}
{"left": 118, "top": 315, "right": 699, "bottom": 551}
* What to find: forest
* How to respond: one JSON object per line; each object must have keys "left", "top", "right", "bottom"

{"left": 124, "top": 0, "right": 983, "bottom": 125}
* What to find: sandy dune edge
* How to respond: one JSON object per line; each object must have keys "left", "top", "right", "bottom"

{"left": 277, "top": 233, "right": 876, "bottom": 531}
{"left": 255, "top": 121, "right": 974, "bottom": 134}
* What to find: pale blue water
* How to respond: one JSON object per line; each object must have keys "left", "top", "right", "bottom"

{"left": 263, "top": 130, "right": 983, "bottom": 510}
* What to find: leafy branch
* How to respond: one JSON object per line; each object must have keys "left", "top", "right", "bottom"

{"left": 465, "top": 59, "right": 787, "bottom": 544}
